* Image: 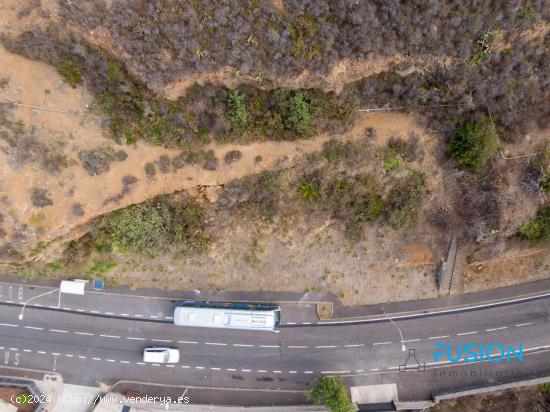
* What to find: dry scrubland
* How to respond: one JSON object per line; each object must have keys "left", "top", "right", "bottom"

{"left": 0, "top": 0, "right": 549, "bottom": 305}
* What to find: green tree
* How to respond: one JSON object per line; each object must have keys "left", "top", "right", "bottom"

{"left": 227, "top": 90, "right": 250, "bottom": 132}
{"left": 447, "top": 118, "right": 499, "bottom": 171}
{"left": 310, "top": 376, "right": 354, "bottom": 412}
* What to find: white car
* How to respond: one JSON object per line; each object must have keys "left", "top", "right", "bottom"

{"left": 143, "top": 347, "right": 180, "bottom": 364}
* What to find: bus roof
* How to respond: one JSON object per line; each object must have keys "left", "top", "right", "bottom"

{"left": 174, "top": 306, "right": 278, "bottom": 330}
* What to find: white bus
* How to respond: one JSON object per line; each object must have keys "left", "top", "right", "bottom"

{"left": 173, "top": 301, "right": 281, "bottom": 331}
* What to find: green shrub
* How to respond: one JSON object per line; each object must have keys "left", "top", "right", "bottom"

{"left": 98, "top": 197, "right": 210, "bottom": 256}
{"left": 383, "top": 147, "right": 400, "bottom": 173}
{"left": 89, "top": 259, "right": 117, "bottom": 276}
{"left": 56, "top": 57, "right": 82, "bottom": 87}
{"left": 520, "top": 207, "right": 550, "bottom": 242}
{"left": 300, "top": 183, "right": 321, "bottom": 201}
{"left": 310, "top": 376, "right": 354, "bottom": 412}
{"left": 447, "top": 118, "right": 499, "bottom": 171}
{"left": 278, "top": 90, "right": 312, "bottom": 136}
{"left": 227, "top": 90, "right": 250, "bottom": 132}
{"left": 138, "top": 114, "right": 185, "bottom": 145}
{"left": 540, "top": 175, "right": 550, "bottom": 193}
{"left": 538, "top": 382, "right": 550, "bottom": 392}
{"left": 45, "top": 262, "right": 62, "bottom": 271}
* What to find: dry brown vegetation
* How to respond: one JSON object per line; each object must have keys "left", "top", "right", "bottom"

{"left": 0, "top": 0, "right": 549, "bottom": 305}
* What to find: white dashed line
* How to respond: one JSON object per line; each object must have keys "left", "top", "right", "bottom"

{"left": 233, "top": 344, "right": 254, "bottom": 347}
{"left": 105, "top": 312, "right": 115, "bottom": 315}
{"left": 50, "top": 329, "right": 68, "bottom": 333}
{"left": 195, "top": 366, "right": 205, "bottom": 370}
{"left": 23, "top": 349, "right": 32, "bottom": 353}
{"left": 76, "top": 309, "right": 86, "bottom": 312}
{"left": 211, "top": 367, "right": 221, "bottom": 371}
{"left": 151, "top": 364, "right": 161, "bottom": 367}
{"left": 151, "top": 339, "right": 172, "bottom": 343}
{"left": 257, "top": 370, "right": 267, "bottom": 373}
{"left": 100, "top": 335, "right": 121, "bottom": 339}
{"left": 315, "top": 345, "right": 337, "bottom": 349}
{"left": 65, "top": 354, "right": 74, "bottom": 358}
{"left": 51, "top": 352, "right": 61, "bottom": 356}
{"left": 74, "top": 332, "right": 94, "bottom": 336}
{"left": 403, "top": 339, "right": 421, "bottom": 343}
{"left": 149, "top": 315, "right": 158, "bottom": 319}
{"left": 120, "top": 313, "right": 130, "bottom": 316}
{"left": 205, "top": 342, "right": 227, "bottom": 346}
{"left": 289, "top": 371, "right": 297, "bottom": 374}
{"left": 387, "top": 366, "right": 399, "bottom": 370}
{"left": 166, "top": 365, "right": 175, "bottom": 368}
{"left": 486, "top": 327, "right": 508, "bottom": 332}
{"left": 321, "top": 370, "right": 350, "bottom": 374}
{"left": 106, "top": 359, "right": 116, "bottom": 363}
{"left": 48, "top": 306, "right": 58, "bottom": 309}
{"left": 226, "top": 368, "right": 236, "bottom": 372}
{"left": 62, "top": 307, "right": 72, "bottom": 311}
{"left": 515, "top": 322, "right": 533, "bottom": 327}
{"left": 356, "top": 369, "right": 364, "bottom": 373}
{"left": 9, "top": 348, "right": 18, "bottom": 351}
{"left": 428, "top": 335, "right": 450, "bottom": 340}
{"left": 260, "top": 345, "right": 280, "bottom": 348}
{"left": 286, "top": 322, "right": 296, "bottom": 325}
{"left": 38, "top": 351, "right": 46, "bottom": 354}
{"left": 179, "top": 341, "right": 198, "bottom": 344}
{"left": 273, "top": 370, "right": 282, "bottom": 374}
{"left": 370, "top": 368, "right": 380, "bottom": 371}
{"left": 344, "top": 344, "right": 365, "bottom": 348}
{"left": 5, "top": 300, "right": 13, "bottom": 303}
{"left": 181, "top": 365, "right": 190, "bottom": 369}
{"left": 288, "top": 345, "right": 308, "bottom": 349}
{"left": 373, "top": 341, "right": 392, "bottom": 345}
{"left": 34, "top": 304, "right": 43, "bottom": 307}
{"left": 24, "top": 326, "right": 43, "bottom": 330}
{"left": 304, "top": 371, "right": 314, "bottom": 374}
{"left": 78, "top": 356, "right": 87, "bottom": 359}
{"left": 126, "top": 337, "right": 146, "bottom": 341}
{"left": 0, "top": 323, "right": 18, "bottom": 328}
{"left": 241, "top": 369, "right": 251, "bottom": 372}
{"left": 457, "top": 331, "right": 478, "bottom": 336}
{"left": 164, "top": 317, "right": 173, "bottom": 320}
{"left": 134, "top": 314, "right": 144, "bottom": 318}
{"left": 90, "top": 310, "right": 100, "bottom": 314}
{"left": 136, "top": 362, "right": 146, "bottom": 366}
{"left": 120, "top": 360, "right": 130, "bottom": 364}
{"left": 92, "top": 357, "right": 101, "bottom": 361}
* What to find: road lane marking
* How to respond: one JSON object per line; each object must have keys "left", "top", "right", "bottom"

{"left": 106, "top": 359, "right": 116, "bottom": 363}
{"left": 486, "top": 327, "right": 508, "bottom": 332}
{"left": 51, "top": 352, "right": 61, "bottom": 356}
{"left": 304, "top": 371, "right": 314, "bottom": 374}
{"left": 136, "top": 362, "right": 146, "bottom": 365}
{"left": 100, "top": 335, "right": 121, "bottom": 339}
{"left": 50, "top": 329, "right": 68, "bottom": 333}
{"left": 78, "top": 356, "right": 87, "bottom": 359}
{"left": 179, "top": 341, "right": 198, "bottom": 344}
{"left": 356, "top": 369, "right": 364, "bottom": 373}
{"left": 166, "top": 365, "right": 175, "bottom": 368}
{"left": 344, "top": 344, "right": 365, "bottom": 348}
{"left": 38, "top": 351, "right": 46, "bottom": 354}
{"left": 315, "top": 345, "right": 337, "bottom": 349}
{"left": 403, "top": 339, "right": 421, "bottom": 343}
{"left": 23, "top": 349, "right": 32, "bottom": 353}
{"left": 127, "top": 337, "right": 146, "bottom": 341}
{"left": 48, "top": 306, "right": 58, "bottom": 309}
{"left": 181, "top": 365, "right": 190, "bottom": 369}
{"left": 0, "top": 323, "right": 18, "bottom": 327}
{"left": 120, "top": 313, "right": 130, "bottom": 316}
{"left": 288, "top": 345, "right": 308, "bottom": 349}
{"left": 195, "top": 366, "right": 204, "bottom": 370}
{"left": 120, "top": 360, "right": 130, "bottom": 364}
{"left": 370, "top": 368, "right": 380, "bottom": 371}
{"left": 273, "top": 370, "right": 282, "bottom": 373}
{"left": 241, "top": 369, "right": 251, "bottom": 372}
{"left": 65, "top": 354, "right": 74, "bottom": 358}
{"left": 257, "top": 370, "right": 267, "bottom": 373}
{"left": 152, "top": 364, "right": 160, "bottom": 367}
{"left": 75, "top": 332, "right": 94, "bottom": 336}
{"left": 134, "top": 315, "right": 144, "bottom": 318}
{"left": 428, "top": 335, "right": 450, "bottom": 340}
{"left": 151, "top": 339, "right": 172, "bottom": 343}
{"left": 321, "top": 370, "right": 350, "bottom": 374}
{"left": 289, "top": 371, "right": 297, "bottom": 374}
{"left": 24, "top": 326, "right": 43, "bottom": 330}
{"left": 211, "top": 367, "right": 221, "bottom": 371}
{"left": 233, "top": 344, "right": 254, "bottom": 347}
{"left": 226, "top": 368, "right": 236, "bottom": 371}
{"left": 373, "top": 341, "right": 392, "bottom": 345}
{"left": 92, "top": 357, "right": 101, "bottom": 361}
{"left": 76, "top": 309, "right": 85, "bottom": 312}
{"left": 457, "top": 331, "right": 478, "bottom": 336}
{"left": 387, "top": 366, "right": 399, "bottom": 370}
{"left": 515, "top": 322, "right": 533, "bottom": 327}
{"left": 105, "top": 312, "right": 115, "bottom": 315}
{"left": 9, "top": 347, "right": 18, "bottom": 351}
{"left": 205, "top": 342, "right": 227, "bottom": 346}
{"left": 91, "top": 310, "right": 100, "bottom": 314}
{"left": 150, "top": 315, "right": 158, "bottom": 319}
{"left": 260, "top": 345, "right": 280, "bottom": 348}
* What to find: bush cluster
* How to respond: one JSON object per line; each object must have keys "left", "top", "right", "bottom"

{"left": 94, "top": 195, "right": 211, "bottom": 256}
{"left": 447, "top": 118, "right": 499, "bottom": 171}
{"left": 520, "top": 207, "right": 550, "bottom": 243}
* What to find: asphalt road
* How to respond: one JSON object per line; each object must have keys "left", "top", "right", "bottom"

{"left": 0, "top": 280, "right": 549, "bottom": 405}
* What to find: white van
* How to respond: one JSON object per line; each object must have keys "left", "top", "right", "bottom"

{"left": 142, "top": 347, "right": 180, "bottom": 364}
